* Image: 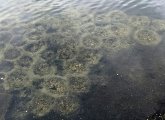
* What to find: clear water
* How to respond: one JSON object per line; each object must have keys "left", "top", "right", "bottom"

{"left": 0, "top": 0, "right": 165, "bottom": 120}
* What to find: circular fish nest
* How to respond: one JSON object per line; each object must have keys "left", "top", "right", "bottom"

{"left": 102, "top": 36, "right": 131, "bottom": 56}
{"left": 10, "top": 25, "right": 27, "bottom": 35}
{"left": 0, "top": 31, "right": 12, "bottom": 43}
{"left": 108, "top": 23, "right": 130, "bottom": 38}
{"left": 108, "top": 10, "right": 128, "bottom": 24}
{"left": 134, "top": 29, "right": 161, "bottom": 46}
{"left": 67, "top": 75, "right": 90, "bottom": 93}
{"left": 10, "top": 35, "right": 26, "bottom": 47}
{"left": 80, "top": 22, "right": 96, "bottom": 33}
{"left": 40, "top": 76, "right": 68, "bottom": 97}
{"left": 4, "top": 48, "right": 21, "bottom": 60}
{"left": 33, "top": 60, "right": 55, "bottom": 76}
{"left": 94, "top": 26, "right": 113, "bottom": 38}
{"left": 25, "top": 29, "right": 45, "bottom": 41}
{"left": 17, "top": 55, "right": 33, "bottom": 68}
{"left": 56, "top": 43, "right": 78, "bottom": 60}
{"left": 81, "top": 33, "right": 102, "bottom": 49}
{"left": 129, "top": 16, "right": 150, "bottom": 28}
{"left": 94, "top": 13, "right": 109, "bottom": 26}
{"left": 29, "top": 94, "right": 55, "bottom": 117}
{"left": 151, "top": 19, "right": 165, "bottom": 32}
{"left": 6, "top": 69, "right": 30, "bottom": 90}
{"left": 24, "top": 41, "right": 43, "bottom": 53}
{"left": 40, "top": 49, "right": 56, "bottom": 61}
{"left": 0, "top": 60, "right": 14, "bottom": 72}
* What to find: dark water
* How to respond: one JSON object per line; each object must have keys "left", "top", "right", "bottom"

{"left": 0, "top": 0, "right": 165, "bottom": 120}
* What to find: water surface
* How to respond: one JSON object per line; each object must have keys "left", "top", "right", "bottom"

{"left": 0, "top": 0, "right": 165, "bottom": 120}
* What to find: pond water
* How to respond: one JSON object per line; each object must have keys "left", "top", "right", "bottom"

{"left": 0, "top": 0, "right": 165, "bottom": 120}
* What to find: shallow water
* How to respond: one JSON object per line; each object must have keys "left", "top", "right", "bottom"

{"left": 0, "top": 0, "right": 165, "bottom": 120}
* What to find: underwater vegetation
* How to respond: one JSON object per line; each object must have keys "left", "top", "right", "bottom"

{"left": 76, "top": 48, "right": 102, "bottom": 65}
{"left": 102, "top": 36, "right": 119, "bottom": 48}
{"left": 24, "top": 41, "right": 43, "bottom": 53}
{"left": 0, "top": 8, "right": 165, "bottom": 120}
{"left": 55, "top": 96, "right": 80, "bottom": 116}
{"left": 63, "top": 59, "right": 88, "bottom": 74}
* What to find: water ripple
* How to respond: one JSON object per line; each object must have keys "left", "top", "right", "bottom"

{"left": 0, "top": 0, "right": 165, "bottom": 25}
